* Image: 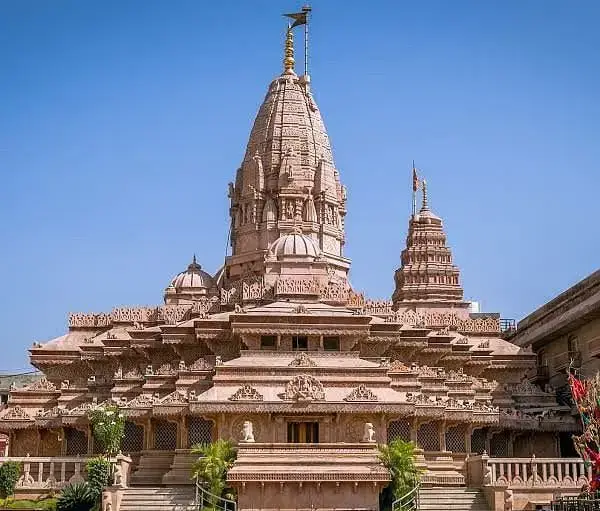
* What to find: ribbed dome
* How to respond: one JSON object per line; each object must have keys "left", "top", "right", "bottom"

{"left": 269, "top": 232, "right": 320, "bottom": 259}
{"left": 169, "top": 256, "right": 214, "bottom": 290}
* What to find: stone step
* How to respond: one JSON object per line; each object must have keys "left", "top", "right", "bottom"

{"left": 119, "top": 486, "right": 197, "bottom": 511}
{"left": 419, "top": 487, "right": 491, "bottom": 511}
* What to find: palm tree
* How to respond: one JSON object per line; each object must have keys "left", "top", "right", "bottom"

{"left": 191, "top": 439, "right": 237, "bottom": 507}
{"left": 378, "top": 439, "right": 421, "bottom": 509}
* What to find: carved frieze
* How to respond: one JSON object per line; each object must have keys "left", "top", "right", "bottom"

{"left": 283, "top": 374, "right": 325, "bottom": 401}
{"left": 288, "top": 352, "right": 317, "bottom": 367}
{"left": 124, "top": 393, "right": 158, "bottom": 408}
{"left": 21, "top": 378, "right": 57, "bottom": 392}
{"left": 159, "top": 305, "right": 191, "bottom": 325}
{"left": 1, "top": 406, "right": 34, "bottom": 421}
{"left": 344, "top": 384, "right": 378, "bottom": 402}
{"left": 276, "top": 277, "right": 320, "bottom": 296}
{"left": 111, "top": 307, "right": 158, "bottom": 323}
{"left": 187, "top": 357, "right": 213, "bottom": 372}
{"left": 158, "top": 391, "right": 189, "bottom": 405}
{"left": 68, "top": 312, "right": 111, "bottom": 328}
{"left": 229, "top": 384, "right": 264, "bottom": 401}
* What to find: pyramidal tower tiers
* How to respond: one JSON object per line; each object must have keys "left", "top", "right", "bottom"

{"left": 223, "top": 27, "right": 350, "bottom": 302}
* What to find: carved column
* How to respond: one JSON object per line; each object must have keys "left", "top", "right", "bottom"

{"left": 181, "top": 416, "right": 189, "bottom": 449}
{"left": 508, "top": 432, "right": 516, "bottom": 457}
{"left": 439, "top": 421, "right": 447, "bottom": 452}
{"left": 144, "top": 419, "right": 153, "bottom": 450}
{"left": 379, "top": 415, "right": 387, "bottom": 444}
{"left": 275, "top": 416, "right": 285, "bottom": 443}
{"left": 465, "top": 426, "right": 473, "bottom": 454}
{"left": 410, "top": 418, "right": 418, "bottom": 444}
{"left": 87, "top": 425, "right": 94, "bottom": 455}
{"left": 319, "top": 335, "right": 324, "bottom": 350}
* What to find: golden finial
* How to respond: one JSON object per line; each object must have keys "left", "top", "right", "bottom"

{"left": 421, "top": 179, "right": 429, "bottom": 211}
{"left": 283, "top": 25, "right": 295, "bottom": 74}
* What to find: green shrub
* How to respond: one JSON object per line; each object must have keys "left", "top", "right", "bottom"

{"left": 0, "top": 497, "right": 57, "bottom": 510}
{"left": 87, "top": 405, "right": 125, "bottom": 457}
{"left": 56, "top": 483, "right": 96, "bottom": 511}
{"left": 0, "top": 461, "right": 22, "bottom": 499}
{"left": 85, "top": 458, "right": 112, "bottom": 498}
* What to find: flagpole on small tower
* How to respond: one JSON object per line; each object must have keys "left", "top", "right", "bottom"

{"left": 302, "top": 5, "right": 311, "bottom": 76}
{"left": 411, "top": 161, "right": 419, "bottom": 218}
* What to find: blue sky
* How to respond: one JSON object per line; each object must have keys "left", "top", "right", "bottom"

{"left": 1, "top": 1, "right": 598, "bottom": 372}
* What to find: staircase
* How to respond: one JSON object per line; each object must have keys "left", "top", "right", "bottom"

{"left": 418, "top": 487, "right": 491, "bottom": 511}
{"left": 119, "top": 487, "right": 197, "bottom": 511}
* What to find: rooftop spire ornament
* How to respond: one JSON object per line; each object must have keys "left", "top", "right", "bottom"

{"left": 421, "top": 179, "right": 429, "bottom": 212}
{"left": 284, "top": 5, "right": 311, "bottom": 76}
{"left": 283, "top": 24, "right": 295, "bottom": 74}
{"left": 411, "top": 162, "right": 420, "bottom": 217}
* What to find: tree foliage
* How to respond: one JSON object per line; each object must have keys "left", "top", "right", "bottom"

{"left": 87, "top": 405, "right": 125, "bottom": 457}
{"left": 0, "top": 461, "right": 22, "bottom": 499}
{"left": 378, "top": 439, "right": 421, "bottom": 506}
{"left": 191, "top": 440, "right": 237, "bottom": 504}
{"left": 85, "top": 457, "right": 112, "bottom": 499}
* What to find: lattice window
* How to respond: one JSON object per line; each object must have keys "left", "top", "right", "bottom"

{"left": 122, "top": 422, "right": 144, "bottom": 453}
{"left": 154, "top": 420, "right": 177, "bottom": 451}
{"left": 471, "top": 428, "right": 487, "bottom": 454}
{"left": 387, "top": 420, "right": 411, "bottom": 442}
{"left": 490, "top": 431, "right": 509, "bottom": 457}
{"left": 92, "top": 435, "right": 103, "bottom": 455}
{"left": 65, "top": 428, "right": 88, "bottom": 456}
{"left": 417, "top": 422, "right": 440, "bottom": 451}
{"left": 188, "top": 417, "right": 213, "bottom": 447}
{"left": 445, "top": 424, "right": 467, "bottom": 453}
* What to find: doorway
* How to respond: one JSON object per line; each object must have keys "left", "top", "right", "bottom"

{"left": 287, "top": 422, "right": 319, "bottom": 443}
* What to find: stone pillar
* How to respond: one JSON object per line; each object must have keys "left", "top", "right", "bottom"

{"left": 465, "top": 426, "right": 473, "bottom": 454}
{"left": 439, "top": 421, "right": 447, "bottom": 452}
{"left": 181, "top": 416, "right": 189, "bottom": 449}
{"left": 379, "top": 415, "right": 387, "bottom": 444}
{"left": 144, "top": 419, "right": 153, "bottom": 450}
{"left": 508, "top": 432, "right": 516, "bottom": 457}
{"left": 87, "top": 425, "right": 94, "bottom": 455}
{"left": 410, "top": 419, "right": 418, "bottom": 444}
{"left": 275, "top": 416, "right": 285, "bottom": 443}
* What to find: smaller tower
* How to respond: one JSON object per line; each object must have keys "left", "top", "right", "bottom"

{"left": 392, "top": 179, "right": 464, "bottom": 308}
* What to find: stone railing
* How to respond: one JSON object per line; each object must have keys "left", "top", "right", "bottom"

{"left": 467, "top": 454, "right": 588, "bottom": 488}
{"left": 0, "top": 454, "right": 131, "bottom": 492}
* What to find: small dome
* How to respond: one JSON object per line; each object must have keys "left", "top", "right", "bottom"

{"left": 169, "top": 256, "right": 214, "bottom": 290}
{"left": 269, "top": 231, "right": 321, "bottom": 259}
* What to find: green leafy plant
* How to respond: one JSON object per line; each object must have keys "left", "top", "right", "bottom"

{"left": 0, "top": 461, "right": 22, "bottom": 500}
{"left": 378, "top": 439, "right": 421, "bottom": 509}
{"left": 0, "top": 497, "right": 57, "bottom": 510}
{"left": 87, "top": 405, "right": 125, "bottom": 457}
{"left": 191, "top": 440, "right": 237, "bottom": 505}
{"left": 56, "top": 483, "right": 96, "bottom": 511}
{"left": 85, "top": 457, "right": 112, "bottom": 498}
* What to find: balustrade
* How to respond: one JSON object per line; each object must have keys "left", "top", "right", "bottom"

{"left": 467, "top": 455, "right": 590, "bottom": 488}
{"left": 0, "top": 455, "right": 131, "bottom": 491}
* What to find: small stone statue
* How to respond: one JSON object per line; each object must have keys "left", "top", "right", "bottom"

{"left": 113, "top": 463, "right": 124, "bottom": 488}
{"left": 215, "top": 356, "right": 223, "bottom": 366}
{"left": 504, "top": 489, "right": 513, "bottom": 511}
{"left": 362, "top": 423, "right": 376, "bottom": 443}
{"left": 483, "top": 464, "right": 492, "bottom": 485}
{"left": 178, "top": 360, "right": 186, "bottom": 371}
{"left": 240, "top": 420, "right": 255, "bottom": 443}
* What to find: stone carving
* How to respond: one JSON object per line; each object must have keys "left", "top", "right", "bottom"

{"left": 240, "top": 420, "right": 255, "bottom": 443}
{"left": 114, "top": 463, "right": 124, "bottom": 488}
{"left": 111, "top": 307, "right": 158, "bottom": 324}
{"left": 292, "top": 304, "right": 311, "bottom": 314}
{"left": 447, "top": 369, "right": 471, "bottom": 382}
{"left": 215, "top": 356, "right": 223, "bottom": 366}
{"left": 388, "top": 360, "right": 412, "bottom": 372}
{"left": 188, "top": 358, "right": 213, "bottom": 371}
{"left": 220, "top": 286, "right": 239, "bottom": 306}
{"left": 483, "top": 464, "right": 492, "bottom": 485}
{"left": 504, "top": 489, "right": 513, "bottom": 511}
{"left": 1, "top": 405, "right": 33, "bottom": 421}
{"left": 477, "top": 340, "right": 490, "bottom": 349}
{"left": 61, "top": 380, "right": 70, "bottom": 389}
{"left": 124, "top": 367, "right": 143, "bottom": 379}
{"left": 36, "top": 406, "right": 62, "bottom": 418}
{"left": 511, "top": 380, "right": 546, "bottom": 395}
{"left": 68, "top": 312, "right": 111, "bottom": 328}
{"left": 276, "top": 277, "right": 320, "bottom": 296}
{"left": 191, "top": 297, "right": 220, "bottom": 315}
{"left": 283, "top": 374, "right": 325, "bottom": 401}
{"left": 229, "top": 384, "right": 264, "bottom": 401}
{"left": 321, "top": 281, "right": 348, "bottom": 302}
{"left": 125, "top": 393, "right": 157, "bottom": 408}
{"left": 158, "top": 391, "right": 188, "bottom": 405}
{"left": 288, "top": 352, "right": 317, "bottom": 367}
{"left": 159, "top": 305, "right": 191, "bottom": 325}
{"left": 155, "top": 363, "right": 177, "bottom": 376}
{"left": 106, "top": 331, "right": 117, "bottom": 340}
{"left": 417, "top": 365, "right": 447, "bottom": 378}
{"left": 362, "top": 423, "right": 376, "bottom": 443}
{"left": 344, "top": 385, "right": 378, "bottom": 402}
{"left": 21, "top": 378, "right": 57, "bottom": 392}
{"left": 346, "top": 290, "right": 365, "bottom": 309}
{"left": 243, "top": 279, "right": 264, "bottom": 301}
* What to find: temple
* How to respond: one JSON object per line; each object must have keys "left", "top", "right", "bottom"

{"left": 0, "top": 19, "right": 585, "bottom": 511}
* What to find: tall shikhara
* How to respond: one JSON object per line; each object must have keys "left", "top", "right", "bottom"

{"left": 225, "top": 26, "right": 349, "bottom": 294}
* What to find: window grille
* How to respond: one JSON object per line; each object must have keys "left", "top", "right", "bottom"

{"left": 490, "top": 431, "right": 509, "bottom": 457}
{"left": 387, "top": 420, "right": 411, "bottom": 442}
{"left": 445, "top": 424, "right": 467, "bottom": 453}
{"left": 65, "top": 428, "right": 88, "bottom": 456}
{"left": 417, "top": 422, "right": 440, "bottom": 451}
{"left": 471, "top": 428, "right": 487, "bottom": 454}
{"left": 154, "top": 420, "right": 177, "bottom": 451}
{"left": 260, "top": 335, "right": 276, "bottom": 350}
{"left": 188, "top": 417, "right": 213, "bottom": 447}
{"left": 122, "top": 422, "right": 144, "bottom": 453}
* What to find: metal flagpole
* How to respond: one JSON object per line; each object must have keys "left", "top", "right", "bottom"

{"left": 302, "top": 5, "right": 311, "bottom": 76}
{"left": 412, "top": 161, "right": 417, "bottom": 217}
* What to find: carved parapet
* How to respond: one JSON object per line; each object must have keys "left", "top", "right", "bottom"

{"left": 288, "top": 352, "right": 317, "bottom": 367}
{"left": 19, "top": 378, "right": 58, "bottom": 393}
{"left": 344, "top": 385, "right": 378, "bottom": 402}
{"left": 229, "top": 385, "right": 264, "bottom": 402}
{"left": 68, "top": 312, "right": 111, "bottom": 329}
{"left": 111, "top": 307, "right": 158, "bottom": 324}
{"left": 282, "top": 374, "right": 325, "bottom": 401}
{"left": 158, "top": 305, "right": 191, "bottom": 325}
{"left": 276, "top": 277, "right": 320, "bottom": 297}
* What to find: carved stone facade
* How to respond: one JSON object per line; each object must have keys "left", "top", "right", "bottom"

{"left": 0, "top": 17, "right": 581, "bottom": 511}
